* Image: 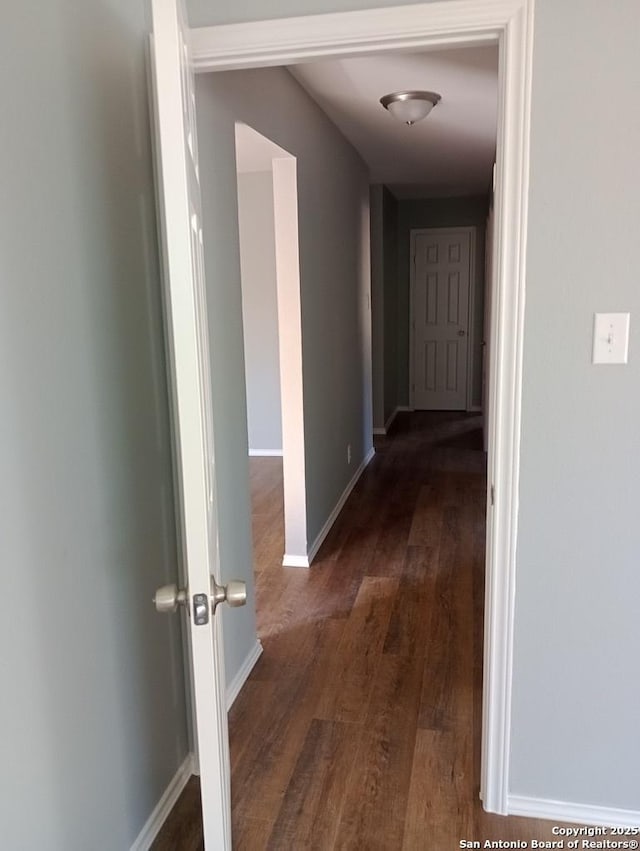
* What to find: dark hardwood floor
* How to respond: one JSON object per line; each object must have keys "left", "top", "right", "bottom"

{"left": 153, "top": 412, "right": 564, "bottom": 850}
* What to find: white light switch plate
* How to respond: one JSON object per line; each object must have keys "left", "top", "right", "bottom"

{"left": 592, "top": 313, "right": 630, "bottom": 364}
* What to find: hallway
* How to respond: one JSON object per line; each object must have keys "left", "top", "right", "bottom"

{"left": 154, "top": 413, "right": 562, "bottom": 849}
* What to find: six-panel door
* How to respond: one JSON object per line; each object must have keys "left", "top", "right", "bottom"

{"left": 412, "top": 229, "right": 472, "bottom": 410}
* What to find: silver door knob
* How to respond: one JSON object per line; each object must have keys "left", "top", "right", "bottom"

{"left": 210, "top": 577, "right": 247, "bottom": 612}
{"left": 154, "top": 579, "right": 247, "bottom": 616}
{"left": 154, "top": 583, "right": 188, "bottom": 613}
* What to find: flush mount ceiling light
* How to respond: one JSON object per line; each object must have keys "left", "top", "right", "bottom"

{"left": 379, "top": 90, "right": 441, "bottom": 126}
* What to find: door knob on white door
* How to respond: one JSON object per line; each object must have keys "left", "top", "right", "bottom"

{"left": 154, "top": 578, "right": 247, "bottom": 615}
{"left": 458, "top": 329, "right": 466, "bottom": 336}
{"left": 154, "top": 583, "right": 188, "bottom": 613}
{"left": 210, "top": 577, "right": 247, "bottom": 612}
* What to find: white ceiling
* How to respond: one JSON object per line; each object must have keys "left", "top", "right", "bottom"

{"left": 288, "top": 46, "right": 499, "bottom": 199}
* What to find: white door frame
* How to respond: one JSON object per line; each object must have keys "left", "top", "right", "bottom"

{"left": 189, "top": 0, "right": 534, "bottom": 816}
{"left": 409, "top": 226, "right": 477, "bottom": 411}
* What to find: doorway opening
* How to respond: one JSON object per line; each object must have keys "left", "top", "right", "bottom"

{"left": 187, "top": 39, "right": 499, "bottom": 838}
{"left": 224, "top": 42, "right": 499, "bottom": 845}
{"left": 204, "top": 23, "right": 508, "bottom": 832}
{"left": 149, "top": 0, "right": 534, "bottom": 846}
{"left": 234, "top": 123, "right": 309, "bottom": 568}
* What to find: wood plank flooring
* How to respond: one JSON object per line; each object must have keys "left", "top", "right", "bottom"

{"left": 153, "top": 412, "right": 566, "bottom": 850}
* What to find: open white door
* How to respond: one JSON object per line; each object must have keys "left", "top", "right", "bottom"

{"left": 149, "top": 0, "right": 239, "bottom": 848}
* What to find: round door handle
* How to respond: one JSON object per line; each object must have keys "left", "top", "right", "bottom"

{"left": 210, "top": 577, "right": 247, "bottom": 612}
{"left": 154, "top": 579, "right": 247, "bottom": 615}
{"left": 458, "top": 329, "right": 466, "bottom": 337}
{"left": 154, "top": 583, "right": 188, "bottom": 613}
{"left": 224, "top": 580, "right": 247, "bottom": 607}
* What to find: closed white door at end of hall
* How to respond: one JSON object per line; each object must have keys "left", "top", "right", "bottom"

{"left": 412, "top": 229, "right": 472, "bottom": 410}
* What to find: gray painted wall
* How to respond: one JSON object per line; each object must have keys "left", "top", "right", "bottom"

{"left": 189, "top": 0, "right": 640, "bottom": 816}
{"left": 237, "top": 171, "right": 283, "bottom": 453}
{"left": 370, "top": 185, "right": 385, "bottom": 431}
{"left": 397, "top": 196, "right": 488, "bottom": 410}
{"left": 187, "top": 0, "right": 442, "bottom": 26}
{"left": 370, "top": 184, "right": 399, "bottom": 429}
{"left": 1, "top": 1, "right": 188, "bottom": 848}
{"left": 511, "top": 0, "right": 640, "bottom": 809}
{"left": 382, "top": 188, "right": 400, "bottom": 423}
{"left": 196, "top": 67, "right": 371, "bottom": 566}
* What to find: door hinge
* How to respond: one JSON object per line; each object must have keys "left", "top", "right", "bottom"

{"left": 490, "top": 485, "right": 495, "bottom": 506}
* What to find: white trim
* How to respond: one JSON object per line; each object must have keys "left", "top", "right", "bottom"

{"left": 409, "top": 226, "right": 476, "bottom": 411}
{"left": 248, "top": 448, "right": 283, "bottom": 457}
{"left": 373, "top": 405, "right": 409, "bottom": 435}
{"left": 282, "top": 447, "right": 376, "bottom": 567}
{"left": 190, "top": 0, "right": 535, "bottom": 817}
{"left": 191, "top": 0, "right": 525, "bottom": 71}
{"left": 385, "top": 406, "right": 401, "bottom": 432}
{"left": 306, "top": 446, "right": 376, "bottom": 564}
{"left": 481, "top": 0, "right": 534, "bottom": 814}
{"left": 130, "top": 754, "right": 194, "bottom": 851}
{"left": 226, "top": 640, "right": 263, "bottom": 709}
{"left": 508, "top": 795, "right": 640, "bottom": 831}
{"left": 282, "top": 553, "right": 311, "bottom": 568}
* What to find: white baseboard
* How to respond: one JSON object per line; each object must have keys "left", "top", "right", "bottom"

{"left": 281, "top": 447, "right": 376, "bottom": 568}
{"left": 306, "top": 446, "right": 376, "bottom": 565}
{"left": 508, "top": 794, "right": 640, "bottom": 830}
{"left": 373, "top": 406, "right": 409, "bottom": 436}
{"left": 248, "top": 448, "right": 283, "bottom": 457}
{"left": 282, "top": 553, "right": 310, "bottom": 567}
{"left": 384, "top": 407, "right": 399, "bottom": 433}
{"left": 226, "top": 639, "right": 263, "bottom": 709}
{"left": 130, "top": 754, "right": 194, "bottom": 851}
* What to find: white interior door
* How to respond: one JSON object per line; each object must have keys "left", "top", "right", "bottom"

{"left": 412, "top": 228, "right": 472, "bottom": 410}
{"left": 150, "top": 0, "right": 234, "bottom": 848}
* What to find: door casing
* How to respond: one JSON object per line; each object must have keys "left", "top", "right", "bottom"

{"left": 188, "top": 0, "right": 535, "bottom": 817}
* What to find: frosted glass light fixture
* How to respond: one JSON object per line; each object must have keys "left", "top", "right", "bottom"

{"left": 379, "top": 90, "right": 441, "bottom": 126}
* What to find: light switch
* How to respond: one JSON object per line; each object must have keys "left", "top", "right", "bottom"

{"left": 592, "top": 313, "right": 630, "bottom": 364}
